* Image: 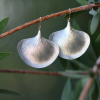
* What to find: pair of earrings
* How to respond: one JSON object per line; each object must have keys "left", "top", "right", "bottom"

{"left": 17, "top": 16, "right": 90, "bottom": 68}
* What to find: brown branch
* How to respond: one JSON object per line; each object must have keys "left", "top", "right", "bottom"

{"left": 1, "top": 69, "right": 100, "bottom": 76}
{"left": 0, "top": 69, "right": 90, "bottom": 76}
{"left": 78, "top": 57, "right": 100, "bottom": 100}
{"left": 0, "top": 3, "right": 100, "bottom": 39}
{"left": 0, "top": 69, "right": 62, "bottom": 76}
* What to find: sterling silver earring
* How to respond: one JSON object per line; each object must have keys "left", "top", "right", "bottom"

{"left": 17, "top": 17, "right": 59, "bottom": 68}
{"left": 49, "top": 9, "right": 90, "bottom": 60}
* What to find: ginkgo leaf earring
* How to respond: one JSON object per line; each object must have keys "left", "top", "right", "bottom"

{"left": 49, "top": 10, "right": 90, "bottom": 60}
{"left": 17, "top": 17, "right": 59, "bottom": 68}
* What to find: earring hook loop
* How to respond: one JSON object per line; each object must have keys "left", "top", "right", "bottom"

{"left": 69, "top": 8, "right": 71, "bottom": 21}
{"left": 38, "top": 17, "right": 42, "bottom": 31}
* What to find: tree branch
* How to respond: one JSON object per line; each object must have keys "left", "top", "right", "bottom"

{"left": 0, "top": 69, "right": 62, "bottom": 76}
{"left": 0, "top": 69, "right": 89, "bottom": 76}
{"left": 0, "top": 3, "right": 100, "bottom": 39}
{"left": 78, "top": 57, "right": 100, "bottom": 100}
{"left": 0, "top": 69, "right": 100, "bottom": 76}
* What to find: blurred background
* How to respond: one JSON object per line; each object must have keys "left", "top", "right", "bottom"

{"left": 0, "top": 0, "right": 92, "bottom": 100}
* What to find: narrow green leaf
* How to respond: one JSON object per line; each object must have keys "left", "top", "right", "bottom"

{"left": 72, "top": 20, "right": 81, "bottom": 30}
{"left": 61, "top": 79, "right": 71, "bottom": 100}
{"left": 94, "top": 0, "right": 98, "bottom": 3}
{"left": 76, "top": 0, "right": 88, "bottom": 5}
{"left": 63, "top": 11, "right": 86, "bottom": 19}
{"left": 98, "top": 0, "right": 100, "bottom": 3}
{"left": 72, "top": 77, "right": 88, "bottom": 100}
{"left": 70, "top": 61, "right": 79, "bottom": 70}
{"left": 81, "top": 77, "right": 89, "bottom": 87}
{"left": 89, "top": 9, "right": 97, "bottom": 16}
{"left": 60, "top": 72, "right": 88, "bottom": 79}
{"left": 66, "top": 60, "right": 72, "bottom": 70}
{"left": 65, "top": 70, "right": 88, "bottom": 74}
{"left": 59, "top": 57, "right": 67, "bottom": 69}
{"left": 85, "top": 51, "right": 96, "bottom": 63}
{"left": 90, "top": 79, "right": 99, "bottom": 100}
{"left": 90, "top": 14, "right": 99, "bottom": 34}
{"left": 72, "top": 80, "right": 82, "bottom": 100}
{"left": 90, "top": 30, "right": 100, "bottom": 57}
{"left": 0, "top": 52, "right": 11, "bottom": 60}
{"left": 90, "top": 8, "right": 100, "bottom": 35}
{"left": 70, "top": 91, "right": 74, "bottom": 100}
{"left": 0, "top": 89, "right": 22, "bottom": 96}
{"left": 70, "top": 60, "right": 89, "bottom": 69}
{"left": 0, "top": 17, "right": 9, "bottom": 34}
{"left": 88, "top": 0, "right": 95, "bottom": 2}
{"left": 88, "top": 21, "right": 100, "bottom": 57}
{"left": 95, "top": 34, "right": 100, "bottom": 43}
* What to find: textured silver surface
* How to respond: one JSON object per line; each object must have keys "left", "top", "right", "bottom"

{"left": 49, "top": 20, "right": 90, "bottom": 60}
{"left": 17, "top": 29, "right": 59, "bottom": 68}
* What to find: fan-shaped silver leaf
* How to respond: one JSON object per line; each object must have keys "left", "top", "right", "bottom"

{"left": 49, "top": 19, "right": 90, "bottom": 60}
{"left": 17, "top": 29, "right": 59, "bottom": 68}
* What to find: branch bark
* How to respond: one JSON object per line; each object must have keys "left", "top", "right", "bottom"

{"left": 0, "top": 3, "right": 100, "bottom": 39}
{"left": 0, "top": 69, "right": 62, "bottom": 76}
{"left": 0, "top": 69, "right": 100, "bottom": 76}
{"left": 0, "top": 69, "right": 90, "bottom": 76}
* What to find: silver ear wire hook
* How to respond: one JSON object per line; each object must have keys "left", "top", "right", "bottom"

{"left": 68, "top": 8, "right": 71, "bottom": 21}
{"left": 38, "top": 17, "right": 42, "bottom": 31}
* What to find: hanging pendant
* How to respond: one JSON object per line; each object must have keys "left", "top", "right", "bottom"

{"left": 17, "top": 18, "right": 59, "bottom": 68}
{"left": 49, "top": 18, "right": 90, "bottom": 60}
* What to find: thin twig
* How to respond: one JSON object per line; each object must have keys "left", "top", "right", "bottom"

{"left": 78, "top": 57, "right": 100, "bottom": 100}
{"left": 0, "top": 69, "right": 90, "bottom": 76}
{"left": 0, "top": 3, "right": 100, "bottom": 39}
{"left": 0, "top": 69, "right": 62, "bottom": 76}
{"left": 0, "top": 69, "right": 100, "bottom": 76}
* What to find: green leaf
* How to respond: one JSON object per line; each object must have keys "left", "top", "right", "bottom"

{"left": 66, "top": 60, "right": 72, "bottom": 70}
{"left": 63, "top": 11, "right": 86, "bottom": 19}
{"left": 72, "top": 20, "right": 81, "bottom": 30}
{"left": 0, "top": 52, "right": 11, "bottom": 60}
{"left": 70, "top": 60, "right": 89, "bottom": 70}
{"left": 59, "top": 57, "right": 67, "bottom": 69}
{"left": 90, "top": 8, "right": 100, "bottom": 35}
{"left": 89, "top": 79, "right": 99, "bottom": 100}
{"left": 98, "top": 0, "right": 100, "bottom": 3}
{"left": 81, "top": 77, "right": 89, "bottom": 87}
{"left": 70, "top": 91, "right": 74, "bottom": 100}
{"left": 0, "top": 17, "right": 9, "bottom": 34}
{"left": 60, "top": 71, "right": 88, "bottom": 79}
{"left": 72, "top": 80, "right": 82, "bottom": 100}
{"left": 72, "top": 77, "right": 88, "bottom": 100}
{"left": 76, "top": 0, "right": 88, "bottom": 5}
{"left": 89, "top": 9, "right": 97, "bottom": 16}
{"left": 88, "top": 0, "right": 95, "bottom": 2}
{"left": 94, "top": 0, "right": 98, "bottom": 3}
{"left": 65, "top": 70, "right": 88, "bottom": 74}
{"left": 95, "top": 34, "right": 100, "bottom": 43}
{"left": 0, "top": 89, "right": 22, "bottom": 96}
{"left": 61, "top": 79, "right": 71, "bottom": 100}
{"left": 90, "top": 30, "right": 100, "bottom": 57}
{"left": 88, "top": 21, "right": 100, "bottom": 57}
